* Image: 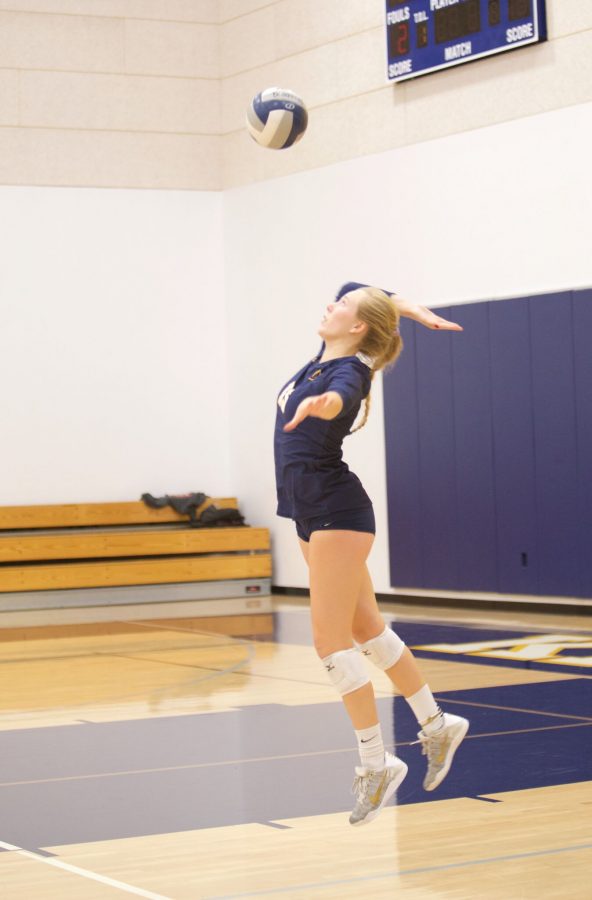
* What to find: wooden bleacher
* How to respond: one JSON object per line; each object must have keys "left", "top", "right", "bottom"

{"left": 0, "top": 498, "right": 272, "bottom": 621}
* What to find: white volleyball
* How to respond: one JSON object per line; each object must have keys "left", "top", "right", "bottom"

{"left": 246, "top": 87, "right": 308, "bottom": 150}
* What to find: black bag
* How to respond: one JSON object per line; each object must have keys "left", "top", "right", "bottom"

{"left": 141, "top": 492, "right": 245, "bottom": 528}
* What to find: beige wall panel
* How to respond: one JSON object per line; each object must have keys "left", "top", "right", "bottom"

{"left": 0, "top": 10, "right": 124, "bottom": 72}
{"left": 221, "top": 5, "right": 276, "bottom": 77}
{"left": 221, "top": 1, "right": 383, "bottom": 78}
{"left": 20, "top": 70, "right": 220, "bottom": 134}
{"left": 401, "top": 50, "right": 537, "bottom": 147}
{"left": 220, "top": 1, "right": 275, "bottom": 22}
{"left": 0, "top": 127, "right": 221, "bottom": 189}
{"left": 274, "top": 0, "right": 383, "bottom": 60}
{"left": 124, "top": 19, "right": 219, "bottom": 78}
{"left": 0, "top": 1, "right": 219, "bottom": 23}
{"left": 402, "top": 31, "right": 592, "bottom": 147}
{"left": 548, "top": 0, "right": 592, "bottom": 39}
{"left": 0, "top": 69, "right": 18, "bottom": 124}
{"left": 222, "top": 28, "right": 385, "bottom": 134}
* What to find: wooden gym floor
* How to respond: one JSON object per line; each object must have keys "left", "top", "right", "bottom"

{"left": 0, "top": 597, "right": 590, "bottom": 899}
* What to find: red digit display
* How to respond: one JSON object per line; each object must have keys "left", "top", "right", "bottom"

{"left": 388, "top": 19, "right": 410, "bottom": 58}
{"left": 396, "top": 22, "right": 409, "bottom": 56}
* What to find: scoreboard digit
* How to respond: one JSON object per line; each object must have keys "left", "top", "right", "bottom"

{"left": 386, "top": 0, "right": 547, "bottom": 82}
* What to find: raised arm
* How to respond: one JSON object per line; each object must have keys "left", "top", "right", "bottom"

{"left": 392, "top": 298, "right": 463, "bottom": 331}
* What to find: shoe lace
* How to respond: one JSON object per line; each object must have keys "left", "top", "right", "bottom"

{"left": 351, "top": 773, "right": 370, "bottom": 801}
{"left": 414, "top": 729, "right": 445, "bottom": 762}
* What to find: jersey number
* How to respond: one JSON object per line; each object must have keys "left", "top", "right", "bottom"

{"left": 278, "top": 381, "right": 296, "bottom": 414}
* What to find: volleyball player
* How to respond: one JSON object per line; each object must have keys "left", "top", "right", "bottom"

{"left": 274, "top": 283, "right": 469, "bottom": 826}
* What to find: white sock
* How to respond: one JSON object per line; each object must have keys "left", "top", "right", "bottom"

{"left": 354, "top": 723, "right": 385, "bottom": 770}
{"left": 406, "top": 685, "right": 445, "bottom": 735}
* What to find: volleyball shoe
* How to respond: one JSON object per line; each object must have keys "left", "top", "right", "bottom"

{"left": 417, "top": 713, "right": 469, "bottom": 791}
{"left": 349, "top": 752, "right": 408, "bottom": 826}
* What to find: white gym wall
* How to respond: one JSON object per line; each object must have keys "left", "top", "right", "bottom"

{"left": 1, "top": 186, "right": 229, "bottom": 504}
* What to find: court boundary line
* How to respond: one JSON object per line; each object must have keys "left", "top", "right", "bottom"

{"left": 0, "top": 665, "right": 586, "bottom": 733}
{"left": 0, "top": 638, "right": 252, "bottom": 667}
{"left": 0, "top": 839, "right": 172, "bottom": 899}
{"left": 0, "top": 617, "right": 261, "bottom": 667}
{"left": 0, "top": 642, "right": 257, "bottom": 716}
{"left": 202, "top": 841, "right": 592, "bottom": 899}
{"left": 0, "top": 656, "right": 384, "bottom": 727}
{"left": 438, "top": 694, "right": 592, "bottom": 723}
{"left": 0, "top": 721, "right": 589, "bottom": 789}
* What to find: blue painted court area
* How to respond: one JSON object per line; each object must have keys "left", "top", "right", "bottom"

{"left": 395, "top": 678, "right": 592, "bottom": 806}
{"left": 0, "top": 673, "right": 590, "bottom": 850}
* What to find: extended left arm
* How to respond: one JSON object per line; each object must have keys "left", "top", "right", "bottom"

{"left": 283, "top": 391, "right": 343, "bottom": 432}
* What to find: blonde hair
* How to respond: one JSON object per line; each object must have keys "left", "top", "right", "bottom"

{"left": 350, "top": 287, "right": 403, "bottom": 434}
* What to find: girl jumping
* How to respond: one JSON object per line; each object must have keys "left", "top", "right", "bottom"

{"left": 274, "top": 282, "right": 469, "bottom": 826}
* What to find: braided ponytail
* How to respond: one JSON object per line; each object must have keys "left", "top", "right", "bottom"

{"left": 350, "top": 373, "right": 373, "bottom": 435}
{"left": 349, "top": 288, "right": 403, "bottom": 434}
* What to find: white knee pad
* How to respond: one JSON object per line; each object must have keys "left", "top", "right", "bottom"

{"left": 358, "top": 627, "right": 405, "bottom": 670}
{"left": 322, "top": 648, "right": 370, "bottom": 696}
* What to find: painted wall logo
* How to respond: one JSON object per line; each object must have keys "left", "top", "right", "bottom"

{"left": 412, "top": 634, "right": 592, "bottom": 669}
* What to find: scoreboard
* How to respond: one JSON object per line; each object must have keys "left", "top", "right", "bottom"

{"left": 386, "top": 0, "right": 547, "bottom": 82}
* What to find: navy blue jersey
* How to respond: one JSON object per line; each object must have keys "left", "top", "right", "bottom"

{"left": 274, "top": 348, "right": 373, "bottom": 519}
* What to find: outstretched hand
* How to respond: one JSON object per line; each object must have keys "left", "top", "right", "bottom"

{"left": 283, "top": 392, "right": 342, "bottom": 432}
{"left": 396, "top": 300, "right": 463, "bottom": 331}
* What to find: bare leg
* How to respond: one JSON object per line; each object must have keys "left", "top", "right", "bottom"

{"left": 300, "top": 531, "right": 378, "bottom": 730}
{"left": 298, "top": 536, "right": 417, "bottom": 821}
{"left": 304, "top": 549, "right": 469, "bottom": 795}
{"left": 351, "top": 564, "right": 427, "bottom": 698}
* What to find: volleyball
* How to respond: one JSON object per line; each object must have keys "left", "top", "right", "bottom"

{"left": 246, "top": 88, "right": 308, "bottom": 150}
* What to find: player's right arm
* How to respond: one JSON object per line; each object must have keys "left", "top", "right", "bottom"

{"left": 393, "top": 298, "right": 463, "bottom": 331}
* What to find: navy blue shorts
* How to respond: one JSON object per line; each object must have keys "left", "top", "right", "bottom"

{"left": 295, "top": 506, "right": 376, "bottom": 543}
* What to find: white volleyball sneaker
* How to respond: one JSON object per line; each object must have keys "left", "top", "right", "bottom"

{"left": 418, "top": 713, "right": 469, "bottom": 791}
{"left": 349, "top": 752, "right": 408, "bottom": 826}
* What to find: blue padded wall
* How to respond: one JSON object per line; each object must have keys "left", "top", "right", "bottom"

{"left": 383, "top": 289, "right": 592, "bottom": 598}
{"left": 529, "top": 292, "right": 581, "bottom": 597}
{"left": 489, "top": 298, "right": 538, "bottom": 595}
{"left": 573, "top": 289, "right": 592, "bottom": 597}
{"left": 414, "top": 308, "right": 459, "bottom": 590}
{"left": 383, "top": 318, "right": 422, "bottom": 587}
{"left": 451, "top": 303, "right": 498, "bottom": 591}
